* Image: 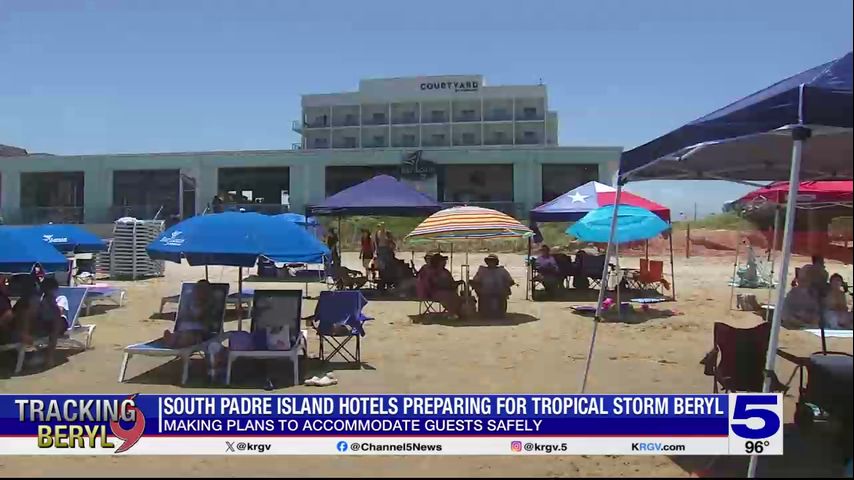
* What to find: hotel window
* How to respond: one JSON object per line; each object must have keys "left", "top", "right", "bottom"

{"left": 523, "top": 107, "right": 538, "bottom": 120}
{"left": 402, "top": 134, "right": 416, "bottom": 146}
{"left": 343, "top": 137, "right": 357, "bottom": 148}
{"left": 314, "top": 137, "right": 328, "bottom": 148}
{"left": 462, "top": 133, "right": 476, "bottom": 145}
{"left": 523, "top": 131, "right": 537, "bottom": 143}
{"left": 372, "top": 112, "right": 386, "bottom": 124}
{"left": 401, "top": 112, "right": 417, "bottom": 123}
{"left": 494, "top": 131, "right": 506, "bottom": 143}
{"left": 460, "top": 109, "right": 476, "bottom": 121}
{"left": 372, "top": 135, "right": 385, "bottom": 146}
{"left": 431, "top": 134, "right": 446, "bottom": 145}
{"left": 431, "top": 110, "right": 445, "bottom": 123}
{"left": 493, "top": 108, "right": 508, "bottom": 120}
{"left": 344, "top": 114, "right": 357, "bottom": 125}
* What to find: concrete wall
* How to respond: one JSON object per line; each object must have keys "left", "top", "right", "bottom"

{"left": 1, "top": 146, "right": 622, "bottom": 223}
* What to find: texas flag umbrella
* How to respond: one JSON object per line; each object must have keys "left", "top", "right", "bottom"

{"left": 530, "top": 181, "right": 670, "bottom": 222}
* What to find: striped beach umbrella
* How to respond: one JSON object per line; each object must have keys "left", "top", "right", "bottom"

{"left": 405, "top": 206, "right": 533, "bottom": 242}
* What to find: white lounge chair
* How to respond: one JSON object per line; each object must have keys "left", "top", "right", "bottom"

{"left": 1, "top": 287, "right": 94, "bottom": 374}
{"left": 82, "top": 284, "right": 126, "bottom": 316}
{"left": 225, "top": 289, "right": 306, "bottom": 386}
{"left": 120, "top": 282, "right": 229, "bottom": 385}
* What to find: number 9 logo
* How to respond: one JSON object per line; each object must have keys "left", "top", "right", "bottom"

{"left": 731, "top": 396, "right": 781, "bottom": 439}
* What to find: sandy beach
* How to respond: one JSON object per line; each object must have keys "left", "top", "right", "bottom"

{"left": 1, "top": 250, "right": 851, "bottom": 477}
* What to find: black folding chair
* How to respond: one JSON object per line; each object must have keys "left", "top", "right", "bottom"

{"left": 702, "top": 322, "right": 784, "bottom": 393}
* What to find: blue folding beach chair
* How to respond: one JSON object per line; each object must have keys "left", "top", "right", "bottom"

{"left": 1, "top": 286, "right": 92, "bottom": 374}
{"left": 310, "top": 290, "right": 371, "bottom": 365}
{"left": 120, "top": 282, "right": 229, "bottom": 385}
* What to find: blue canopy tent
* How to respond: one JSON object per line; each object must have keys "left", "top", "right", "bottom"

{"left": 305, "top": 175, "right": 442, "bottom": 217}
{"left": 305, "top": 174, "right": 443, "bottom": 269}
{"left": 147, "top": 212, "right": 330, "bottom": 329}
{"left": 13, "top": 224, "right": 107, "bottom": 253}
{"left": 580, "top": 52, "right": 852, "bottom": 477}
{"left": 0, "top": 228, "right": 70, "bottom": 274}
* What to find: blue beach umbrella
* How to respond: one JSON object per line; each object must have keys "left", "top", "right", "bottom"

{"left": 15, "top": 224, "right": 107, "bottom": 253}
{"left": 147, "top": 212, "right": 330, "bottom": 267}
{"left": 567, "top": 205, "right": 669, "bottom": 244}
{"left": 147, "top": 212, "right": 330, "bottom": 330}
{"left": 276, "top": 213, "right": 319, "bottom": 227}
{"left": 0, "top": 228, "right": 71, "bottom": 273}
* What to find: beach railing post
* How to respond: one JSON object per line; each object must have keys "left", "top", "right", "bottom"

{"left": 747, "top": 125, "right": 809, "bottom": 479}
{"left": 668, "top": 227, "right": 676, "bottom": 300}
{"left": 581, "top": 184, "right": 623, "bottom": 393}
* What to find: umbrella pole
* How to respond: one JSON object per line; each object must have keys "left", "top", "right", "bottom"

{"left": 581, "top": 184, "right": 623, "bottom": 393}
{"left": 526, "top": 237, "right": 532, "bottom": 300}
{"left": 205, "top": 265, "right": 209, "bottom": 281}
{"left": 237, "top": 267, "right": 244, "bottom": 331}
{"left": 450, "top": 243, "right": 454, "bottom": 272}
{"left": 668, "top": 228, "right": 676, "bottom": 301}
{"left": 729, "top": 232, "right": 741, "bottom": 311}
{"left": 747, "top": 126, "right": 809, "bottom": 479}
{"left": 765, "top": 207, "right": 782, "bottom": 321}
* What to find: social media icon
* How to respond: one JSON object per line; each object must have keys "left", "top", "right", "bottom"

{"left": 511, "top": 441, "right": 522, "bottom": 452}
{"left": 336, "top": 441, "right": 348, "bottom": 452}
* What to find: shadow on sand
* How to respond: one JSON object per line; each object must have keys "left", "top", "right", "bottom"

{"left": 669, "top": 424, "right": 850, "bottom": 477}
{"left": 409, "top": 312, "right": 539, "bottom": 327}
{"left": 0, "top": 348, "right": 84, "bottom": 378}
{"left": 120, "top": 354, "right": 375, "bottom": 390}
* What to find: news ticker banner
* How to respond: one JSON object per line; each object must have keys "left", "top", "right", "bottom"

{"left": 0, "top": 394, "right": 782, "bottom": 456}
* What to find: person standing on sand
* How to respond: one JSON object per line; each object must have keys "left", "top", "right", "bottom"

{"left": 375, "top": 223, "right": 392, "bottom": 272}
{"left": 359, "top": 229, "right": 375, "bottom": 277}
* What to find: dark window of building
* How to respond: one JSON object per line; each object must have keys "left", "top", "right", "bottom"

{"left": 344, "top": 113, "right": 357, "bottom": 125}
{"left": 112, "top": 169, "right": 180, "bottom": 220}
{"left": 431, "top": 134, "right": 446, "bottom": 144}
{"left": 218, "top": 167, "right": 290, "bottom": 213}
{"left": 20, "top": 171, "right": 85, "bottom": 223}
{"left": 462, "top": 133, "right": 476, "bottom": 145}
{"left": 431, "top": 110, "right": 445, "bottom": 122}
{"left": 523, "top": 107, "right": 538, "bottom": 119}
{"left": 343, "top": 136, "right": 357, "bottom": 148}
{"left": 372, "top": 135, "right": 385, "bottom": 146}
{"left": 402, "top": 112, "right": 417, "bottom": 123}
{"left": 372, "top": 112, "right": 386, "bottom": 124}
{"left": 541, "top": 164, "right": 599, "bottom": 203}
{"left": 437, "top": 164, "right": 514, "bottom": 204}
{"left": 402, "top": 134, "right": 416, "bottom": 146}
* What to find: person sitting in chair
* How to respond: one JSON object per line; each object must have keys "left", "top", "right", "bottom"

{"left": 781, "top": 266, "right": 820, "bottom": 329}
{"left": 534, "top": 245, "right": 563, "bottom": 295}
{"left": 824, "top": 273, "right": 852, "bottom": 329}
{"left": 162, "top": 280, "right": 218, "bottom": 348}
{"left": 471, "top": 254, "right": 515, "bottom": 318}
{"left": 418, "top": 253, "right": 465, "bottom": 318}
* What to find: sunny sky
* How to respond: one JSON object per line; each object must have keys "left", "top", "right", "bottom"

{"left": 1, "top": 0, "right": 852, "bottom": 216}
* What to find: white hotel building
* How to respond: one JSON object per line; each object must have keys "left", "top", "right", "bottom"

{"left": 0, "top": 75, "right": 620, "bottom": 226}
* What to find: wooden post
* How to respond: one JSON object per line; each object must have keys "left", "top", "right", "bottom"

{"left": 686, "top": 224, "right": 691, "bottom": 259}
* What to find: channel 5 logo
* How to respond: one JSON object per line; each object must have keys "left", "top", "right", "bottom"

{"left": 510, "top": 441, "right": 523, "bottom": 452}
{"left": 727, "top": 393, "right": 783, "bottom": 455}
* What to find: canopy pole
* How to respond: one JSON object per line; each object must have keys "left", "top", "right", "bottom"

{"left": 668, "top": 228, "right": 676, "bottom": 300}
{"left": 581, "top": 184, "right": 623, "bottom": 393}
{"left": 728, "top": 231, "right": 741, "bottom": 311}
{"left": 747, "top": 126, "right": 809, "bottom": 479}
{"left": 615, "top": 240, "right": 621, "bottom": 321}
{"left": 765, "top": 207, "right": 782, "bottom": 321}
{"left": 205, "top": 265, "right": 209, "bottom": 281}
{"left": 237, "top": 266, "right": 244, "bottom": 331}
